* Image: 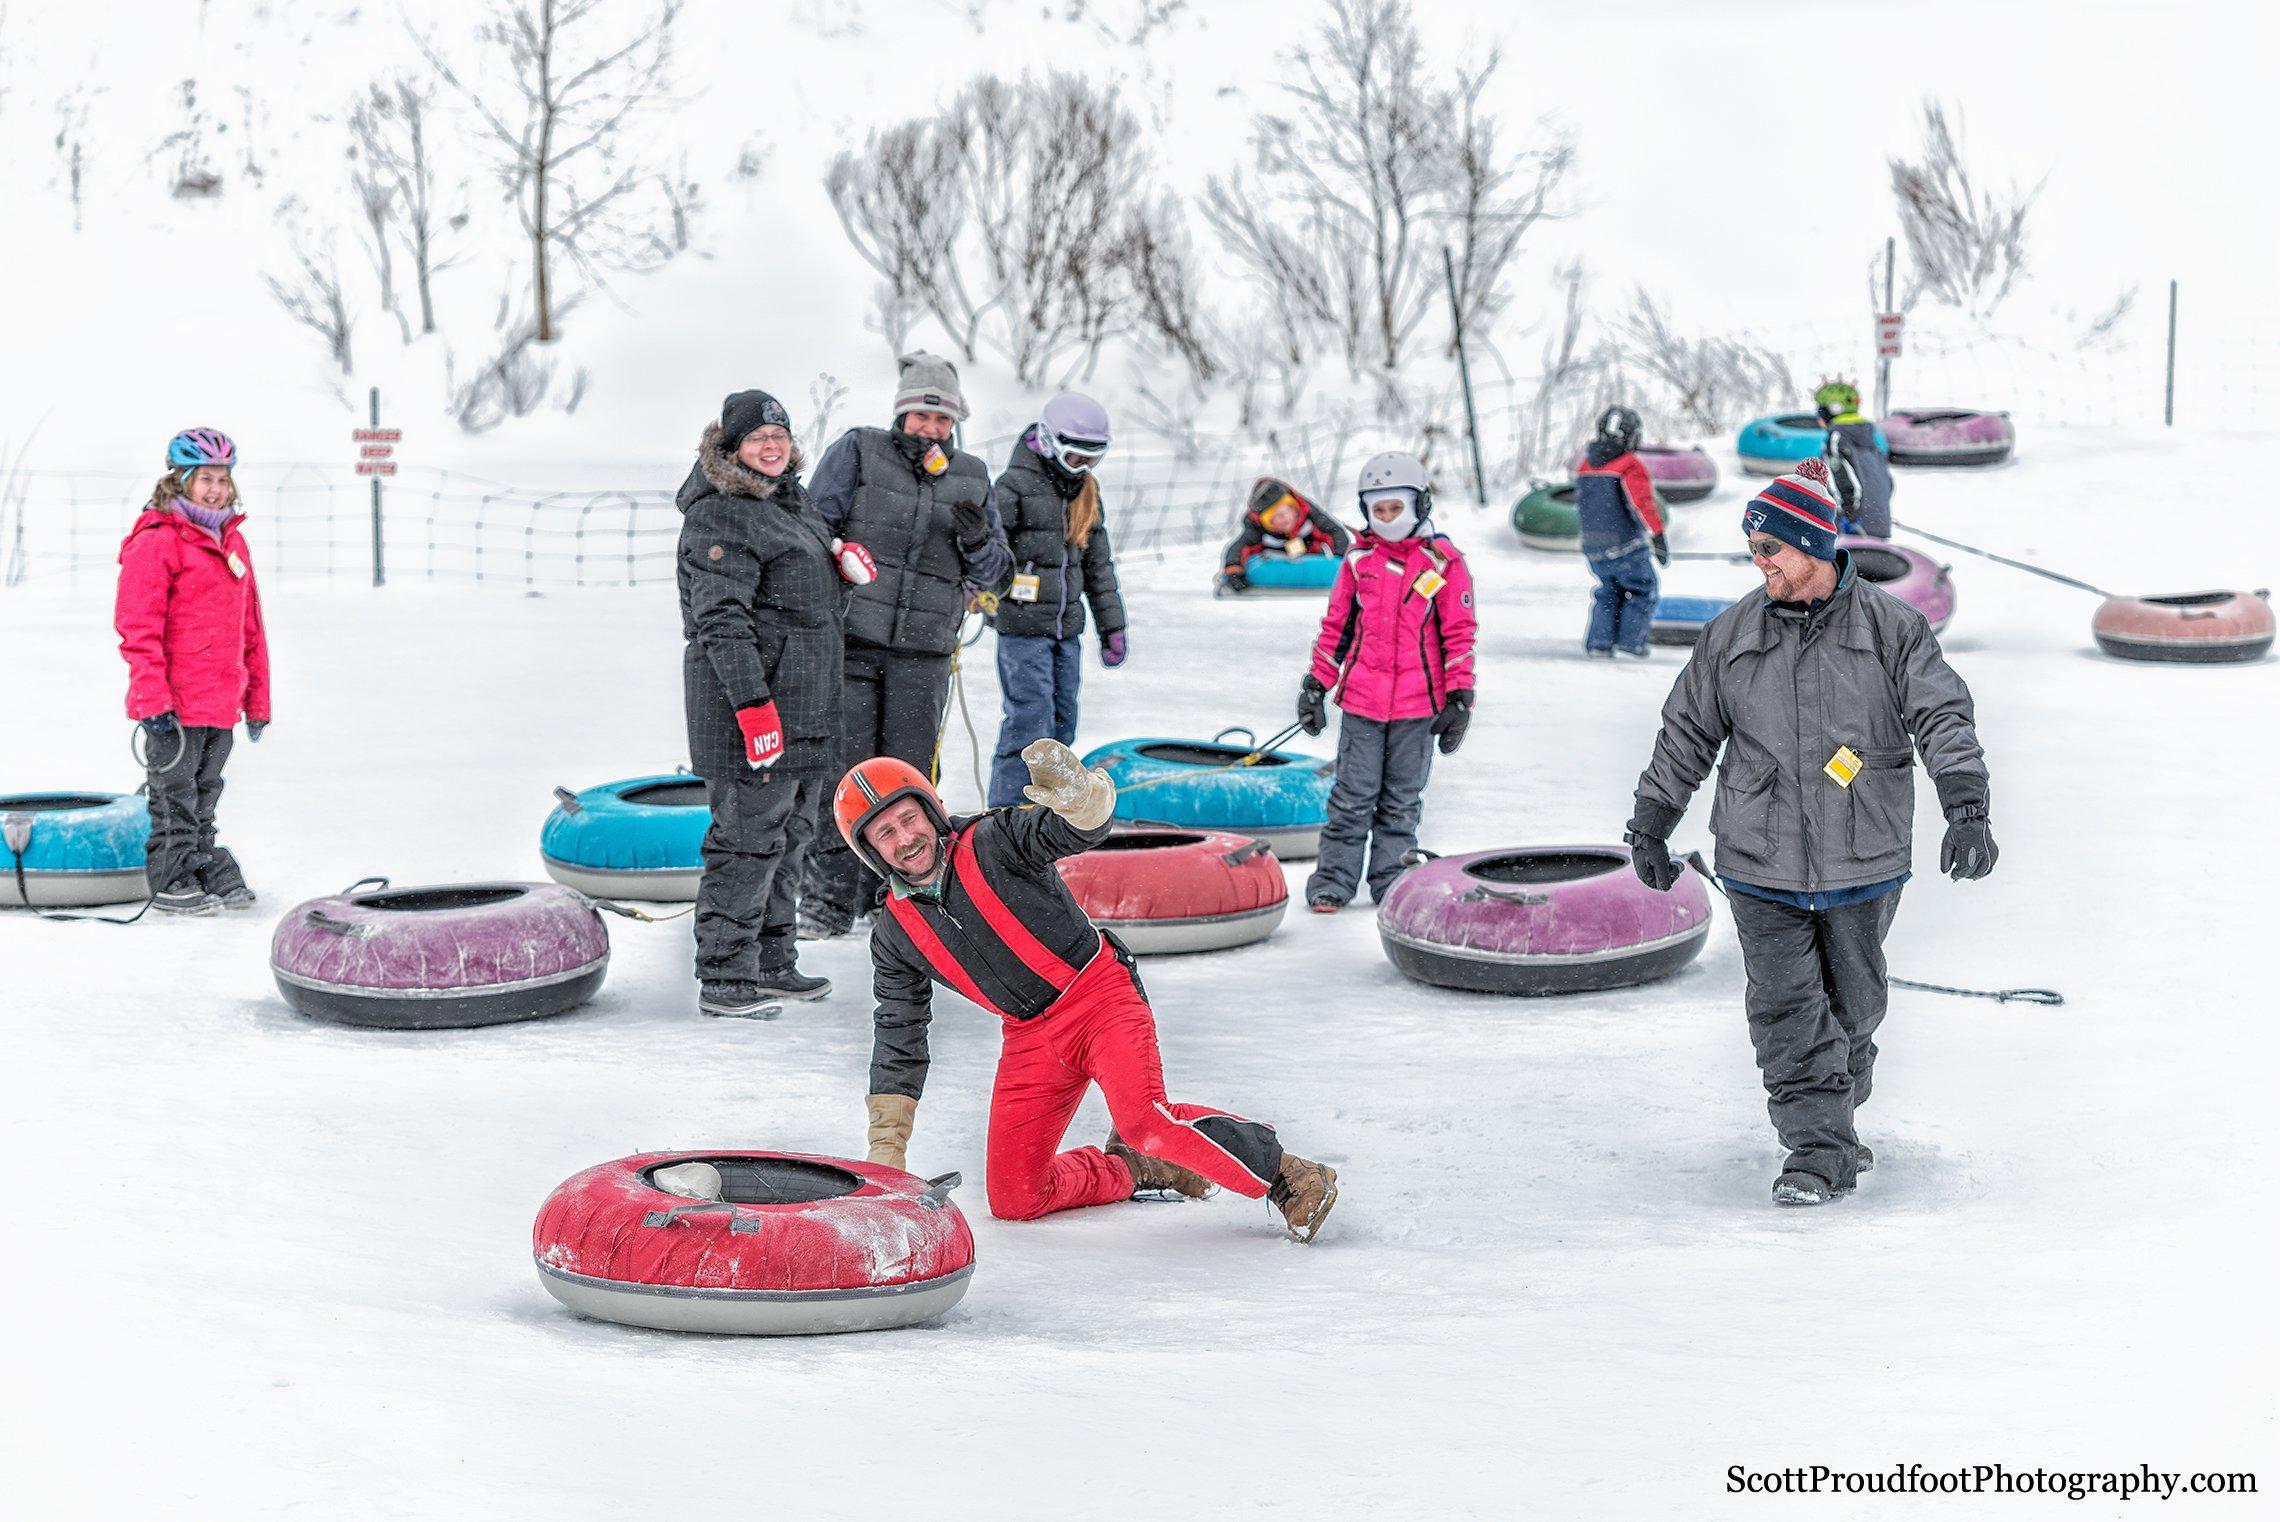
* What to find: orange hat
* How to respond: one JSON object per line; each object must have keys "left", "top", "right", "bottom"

{"left": 834, "top": 757, "right": 953, "bottom": 879}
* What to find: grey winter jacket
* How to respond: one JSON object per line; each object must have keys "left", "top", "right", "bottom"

{"left": 1630, "top": 554, "right": 1988, "bottom": 893}
{"left": 807, "top": 426, "right": 1010, "bottom": 656}
{"left": 675, "top": 425, "right": 844, "bottom": 779}
{"left": 992, "top": 436, "right": 1126, "bottom": 641}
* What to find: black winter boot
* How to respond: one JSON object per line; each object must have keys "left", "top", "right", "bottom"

{"left": 753, "top": 966, "right": 832, "bottom": 1001}
{"left": 698, "top": 980, "right": 781, "bottom": 1019}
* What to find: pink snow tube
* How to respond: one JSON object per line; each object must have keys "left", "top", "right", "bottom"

{"left": 1883, "top": 408, "right": 2015, "bottom": 467}
{"left": 1566, "top": 444, "right": 1719, "bottom": 502}
{"left": 1377, "top": 846, "right": 1714, "bottom": 995}
{"left": 1844, "top": 538, "right": 1955, "bottom": 633}
{"left": 2092, "top": 589, "right": 2274, "bottom": 664}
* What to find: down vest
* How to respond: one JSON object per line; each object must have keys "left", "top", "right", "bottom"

{"left": 675, "top": 424, "right": 844, "bottom": 779}
{"left": 115, "top": 504, "right": 272, "bottom": 727}
{"left": 808, "top": 426, "right": 1011, "bottom": 655}
{"left": 1631, "top": 554, "right": 1988, "bottom": 893}
{"left": 1308, "top": 532, "right": 1478, "bottom": 721}
{"left": 991, "top": 436, "right": 1126, "bottom": 641}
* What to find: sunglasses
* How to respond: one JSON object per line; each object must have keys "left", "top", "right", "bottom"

{"left": 1747, "top": 538, "right": 1789, "bottom": 561}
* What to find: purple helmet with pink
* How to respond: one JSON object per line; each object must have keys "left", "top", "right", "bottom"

{"left": 167, "top": 428, "right": 237, "bottom": 471}
{"left": 1032, "top": 393, "right": 1110, "bottom": 476}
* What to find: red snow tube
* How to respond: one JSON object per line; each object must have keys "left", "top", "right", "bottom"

{"left": 1055, "top": 829, "right": 1289, "bottom": 954}
{"left": 2091, "top": 590, "right": 2274, "bottom": 664}
{"left": 532, "top": 1151, "right": 976, "bottom": 1335}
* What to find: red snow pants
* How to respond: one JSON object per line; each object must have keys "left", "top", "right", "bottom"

{"left": 986, "top": 939, "right": 1281, "bottom": 1221}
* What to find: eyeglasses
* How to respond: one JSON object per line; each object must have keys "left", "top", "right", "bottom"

{"left": 1747, "top": 538, "right": 1788, "bottom": 561}
{"left": 747, "top": 427, "right": 793, "bottom": 446}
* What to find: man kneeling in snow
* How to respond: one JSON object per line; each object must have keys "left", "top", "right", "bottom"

{"left": 837, "top": 739, "right": 1339, "bottom": 1242}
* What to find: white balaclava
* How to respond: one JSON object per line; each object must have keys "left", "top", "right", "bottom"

{"left": 1362, "top": 487, "right": 1422, "bottom": 541}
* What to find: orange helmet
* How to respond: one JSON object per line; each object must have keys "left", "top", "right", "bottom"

{"left": 834, "top": 757, "right": 953, "bottom": 879}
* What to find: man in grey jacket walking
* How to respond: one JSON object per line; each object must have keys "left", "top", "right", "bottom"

{"left": 1625, "top": 458, "right": 1998, "bottom": 1206}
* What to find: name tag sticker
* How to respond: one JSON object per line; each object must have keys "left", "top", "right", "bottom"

{"left": 1824, "top": 746, "right": 1863, "bottom": 788}
{"left": 226, "top": 552, "right": 247, "bottom": 579}
{"left": 1412, "top": 568, "right": 1446, "bottom": 599}
{"left": 1009, "top": 572, "right": 1041, "bottom": 604}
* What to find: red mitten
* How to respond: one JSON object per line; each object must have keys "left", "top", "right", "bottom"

{"left": 832, "top": 538, "right": 877, "bottom": 586}
{"left": 736, "top": 702, "right": 783, "bottom": 769}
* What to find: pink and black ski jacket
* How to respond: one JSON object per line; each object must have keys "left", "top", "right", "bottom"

{"left": 1307, "top": 532, "right": 1477, "bottom": 722}
{"left": 114, "top": 504, "right": 272, "bottom": 728}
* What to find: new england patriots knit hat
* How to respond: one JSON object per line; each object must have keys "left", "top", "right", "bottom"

{"left": 1743, "top": 456, "right": 1843, "bottom": 561}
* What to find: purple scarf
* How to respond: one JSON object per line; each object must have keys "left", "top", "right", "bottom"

{"left": 174, "top": 499, "right": 229, "bottom": 541}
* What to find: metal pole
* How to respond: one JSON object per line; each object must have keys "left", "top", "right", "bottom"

{"left": 1442, "top": 245, "right": 1488, "bottom": 507}
{"left": 2164, "top": 279, "right": 2178, "bottom": 427}
{"left": 369, "top": 386, "right": 386, "bottom": 587}
{"left": 1874, "top": 236, "right": 1896, "bottom": 418}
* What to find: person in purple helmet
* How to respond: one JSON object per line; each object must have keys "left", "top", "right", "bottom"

{"left": 985, "top": 394, "right": 1127, "bottom": 808}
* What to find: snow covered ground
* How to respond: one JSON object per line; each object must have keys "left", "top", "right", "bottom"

{"left": 3, "top": 426, "right": 2275, "bottom": 1518}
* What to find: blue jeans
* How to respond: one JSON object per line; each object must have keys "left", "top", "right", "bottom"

{"left": 990, "top": 633, "right": 1083, "bottom": 807}
{"left": 1586, "top": 544, "right": 1659, "bottom": 654}
{"left": 1306, "top": 714, "right": 1435, "bottom": 903}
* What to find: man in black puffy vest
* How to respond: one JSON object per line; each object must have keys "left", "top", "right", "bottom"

{"left": 800, "top": 352, "right": 1013, "bottom": 939}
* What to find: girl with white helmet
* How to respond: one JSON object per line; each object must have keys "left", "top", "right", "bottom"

{"left": 1295, "top": 451, "right": 1478, "bottom": 911}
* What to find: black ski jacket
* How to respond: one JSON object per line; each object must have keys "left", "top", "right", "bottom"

{"left": 991, "top": 436, "right": 1126, "bottom": 641}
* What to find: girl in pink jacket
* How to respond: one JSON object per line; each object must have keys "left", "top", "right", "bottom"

{"left": 114, "top": 428, "right": 271, "bottom": 914}
{"left": 1295, "top": 452, "right": 1477, "bottom": 911}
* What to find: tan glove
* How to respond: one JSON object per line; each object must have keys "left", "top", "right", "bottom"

{"left": 866, "top": 1093, "right": 917, "bottom": 1173}
{"left": 1020, "top": 738, "right": 1116, "bottom": 831}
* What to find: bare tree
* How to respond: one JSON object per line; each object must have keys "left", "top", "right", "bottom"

{"left": 448, "top": 294, "right": 582, "bottom": 432}
{"left": 805, "top": 372, "right": 851, "bottom": 457}
{"left": 347, "top": 79, "right": 461, "bottom": 338}
{"left": 827, "top": 73, "right": 1197, "bottom": 386}
{"left": 658, "top": 150, "right": 703, "bottom": 254}
{"left": 53, "top": 86, "right": 100, "bottom": 233}
{"left": 1443, "top": 56, "right": 1573, "bottom": 352}
{"left": 264, "top": 203, "right": 354, "bottom": 375}
{"left": 1510, "top": 262, "right": 1604, "bottom": 479}
{"left": 1611, "top": 291, "right": 1795, "bottom": 436}
{"left": 1889, "top": 100, "right": 2043, "bottom": 324}
{"left": 154, "top": 79, "right": 222, "bottom": 198}
{"left": 425, "top": 0, "right": 685, "bottom": 343}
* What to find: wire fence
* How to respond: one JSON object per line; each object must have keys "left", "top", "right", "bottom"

{"left": 2, "top": 297, "right": 2263, "bottom": 590}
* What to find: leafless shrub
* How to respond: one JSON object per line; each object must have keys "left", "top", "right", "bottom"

{"left": 805, "top": 372, "right": 851, "bottom": 456}
{"left": 52, "top": 85, "right": 99, "bottom": 232}
{"left": 1508, "top": 263, "right": 1606, "bottom": 480}
{"left": 2074, "top": 287, "right": 2138, "bottom": 350}
{"left": 1443, "top": 58, "right": 1573, "bottom": 355}
{"left": 1889, "top": 100, "right": 2043, "bottom": 324}
{"left": 425, "top": 0, "right": 687, "bottom": 343}
{"left": 1611, "top": 291, "right": 1796, "bottom": 436}
{"left": 264, "top": 202, "right": 355, "bottom": 374}
{"left": 347, "top": 79, "right": 462, "bottom": 338}
{"left": 155, "top": 79, "right": 222, "bottom": 198}
{"left": 448, "top": 293, "right": 585, "bottom": 432}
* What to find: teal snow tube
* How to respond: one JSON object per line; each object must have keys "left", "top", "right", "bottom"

{"left": 540, "top": 774, "right": 712, "bottom": 902}
{"left": 0, "top": 792, "right": 151, "bottom": 907}
{"left": 1081, "top": 732, "right": 1335, "bottom": 861}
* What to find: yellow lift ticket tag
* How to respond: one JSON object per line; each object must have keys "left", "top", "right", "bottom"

{"left": 1824, "top": 746, "right": 1863, "bottom": 788}
{"left": 1009, "top": 572, "right": 1041, "bottom": 603}
{"left": 1412, "top": 567, "right": 1447, "bottom": 599}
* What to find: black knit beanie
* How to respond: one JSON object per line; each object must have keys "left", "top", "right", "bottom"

{"left": 721, "top": 389, "right": 792, "bottom": 451}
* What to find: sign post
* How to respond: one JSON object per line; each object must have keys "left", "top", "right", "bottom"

{"left": 353, "top": 389, "right": 401, "bottom": 588}
{"left": 1873, "top": 237, "right": 1899, "bottom": 418}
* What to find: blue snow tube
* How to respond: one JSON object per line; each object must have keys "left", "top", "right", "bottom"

{"left": 1648, "top": 595, "right": 1736, "bottom": 647}
{"left": 539, "top": 774, "right": 712, "bottom": 901}
{"left": 1735, "top": 413, "right": 1888, "bottom": 477}
{"left": 1243, "top": 555, "right": 1342, "bottom": 593}
{"left": 1082, "top": 733, "right": 1334, "bottom": 861}
{"left": 0, "top": 791, "right": 151, "bottom": 908}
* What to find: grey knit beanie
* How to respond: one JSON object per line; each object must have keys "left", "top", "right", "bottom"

{"left": 891, "top": 351, "right": 968, "bottom": 422}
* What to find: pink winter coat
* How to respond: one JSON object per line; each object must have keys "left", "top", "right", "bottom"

{"left": 115, "top": 505, "right": 272, "bottom": 727}
{"left": 1308, "top": 532, "right": 1477, "bottom": 722}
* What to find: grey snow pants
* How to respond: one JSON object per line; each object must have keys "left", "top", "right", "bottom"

{"left": 145, "top": 723, "right": 242, "bottom": 897}
{"left": 1306, "top": 713, "right": 1434, "bottom": 904}
{"left": 1725, "top": 884, "right": 1905, "bottom": 1192}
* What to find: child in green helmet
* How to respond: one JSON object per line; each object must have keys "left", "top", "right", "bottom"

{"left": 1814, "top": 379, "right": 1894, "bottom": 539}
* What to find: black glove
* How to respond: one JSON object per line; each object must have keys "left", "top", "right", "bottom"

{"left": 1627, "top": 830, "right": 1684, "bottom": 892}
{"left": 1217, "top": 565, "right": 1248, "bottom": 594}
{"left": 1297, "top": 675, "right": 1328, "bottom": 737}
{"left": 1430, "top": 688, "right": 1473, "bottom": 755}
{"left": 247, "top": 720, "right": 268, "bottom": 742}
{"left": 142, "top": 712, "right": 178, "bottom": 739}
{"left": 1651, "top": 533, "right": 1669, "bottom": 567}
{"left": 1940, "top": 812, "right": 1997, "bottom": 881}
{"left": 953, "top": 493, "right": 989, "bottom": 550}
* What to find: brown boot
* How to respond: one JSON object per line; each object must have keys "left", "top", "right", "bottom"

{"left": 1104, "top": 1130, "right": 1213, "bottom": 1200}
{"left": 1268, "top": 1154, "right": 1339, "bottom": 1243}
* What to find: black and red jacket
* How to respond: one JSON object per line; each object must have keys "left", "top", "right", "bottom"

{"left": 868, "top": 805, "right": 1115, "bottom": 1098}
{"left": 1219, "top": 485, "right": 1351, "bottom": 576}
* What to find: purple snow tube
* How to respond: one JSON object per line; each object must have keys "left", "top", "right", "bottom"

{"left": 1568, "top": 443, "right": 1720, "bottom": 502}
{"left": 1376, "top": 846, "right": 1714, "bottom": 995}
{"left": 1843, "top": 537, "right": 1955, "bottom": 634}
{"left": 1882, "top": 408, "right": 2015, "bottom": 467}
{"left": 270, "top": 878, "right": 610, "bottom": 1029}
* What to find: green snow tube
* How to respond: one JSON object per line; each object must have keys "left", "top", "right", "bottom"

{"left": 1511, "top": 482, "right": 1580, "bottom": 553}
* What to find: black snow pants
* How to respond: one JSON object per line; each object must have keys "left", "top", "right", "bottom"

{"left": 1726, "top": 885, "right": 1905, "bottom": 1192}
{"left": 802, "top": 642, "right": 953, "bottom": 930}
{"left": 695, "top": 768, "right": 823, "bottom": 983}
{"left": 145, "top": 724, "right": 244, "bottom": 897}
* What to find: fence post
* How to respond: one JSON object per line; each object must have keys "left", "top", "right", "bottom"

{"left": 1442, "top": 245, "right": 1489, "bottom": 506}
{"left": 368, "top": 387, "right": 387, "bottom": 587}
{"left": 2164, "top": 279, "right": 2178, "bottom": 427}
